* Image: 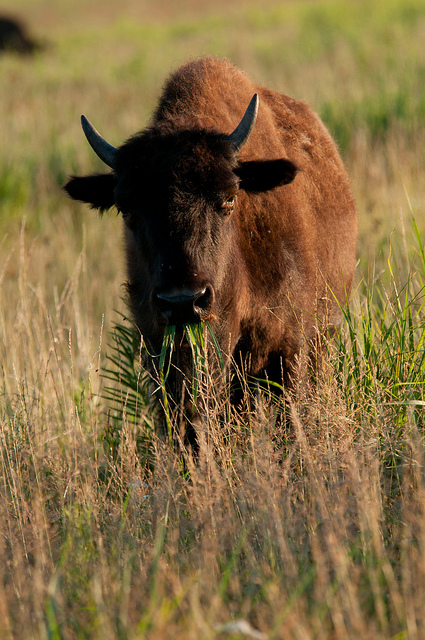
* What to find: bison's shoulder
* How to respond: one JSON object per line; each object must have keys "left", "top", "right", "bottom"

{"left": 258, "top": 88, "right": 342, "bottom": 164}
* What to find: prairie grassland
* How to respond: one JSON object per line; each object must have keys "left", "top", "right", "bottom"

{"left": 0, "top": 0, "right": 425, "bottom": 638}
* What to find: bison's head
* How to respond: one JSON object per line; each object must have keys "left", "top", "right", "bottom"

{"left": 65, "top": 96, "right": 297, "bottom": 353}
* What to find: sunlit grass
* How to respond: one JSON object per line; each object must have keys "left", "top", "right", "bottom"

{"left": 2, "top": 234, "right": 424, "bottom": 637}
{"left": 334, "top": 222, "right": 425, "bottom": 417}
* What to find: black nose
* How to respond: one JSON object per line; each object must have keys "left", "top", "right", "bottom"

{"left": 154, "top": 285, "right": 214, "bottom": 325}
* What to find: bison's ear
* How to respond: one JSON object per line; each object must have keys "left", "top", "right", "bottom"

{"left": 64, "top": 173, "right": 117, "bottom": 213}
{"left": 235, "top": 159, "right": 298, "bottom": 193}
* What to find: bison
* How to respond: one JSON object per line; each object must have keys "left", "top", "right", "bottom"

{"left": 65, "top": 56, "right": 357, "bottom": 439}
{"left": 0, "top": 17, "right": 40, "bottom": 55}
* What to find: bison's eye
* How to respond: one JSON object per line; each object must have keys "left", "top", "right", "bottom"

{"left": 221, "top": 196, "right": 236, "bottom": 215}
{"left": 117, "top": 207, "right": 134, "bottom": 227}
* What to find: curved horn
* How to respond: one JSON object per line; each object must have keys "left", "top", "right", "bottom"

{"left": 80, "top": 115, "right": 117, "bottom": 169}
{"left": 227, "top": 94, "right": 259, "bottom": 153}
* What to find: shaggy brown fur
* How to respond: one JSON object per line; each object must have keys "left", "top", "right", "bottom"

{"left": 65, "top": 56, "right": 357, "bottom": 430}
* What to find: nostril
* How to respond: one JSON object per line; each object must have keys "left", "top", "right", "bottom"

{"left": 194, "top": 285, "right": 214, "bottom": 315}
{"left": 153, "top": 285, "right": 214, "bottom": 324}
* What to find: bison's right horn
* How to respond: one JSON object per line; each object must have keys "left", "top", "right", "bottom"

{"left": 227, "top": 94, "right": 259, "bottom": 153}
{"left": 81, "top": 115, "right": 117, "bottom": 169}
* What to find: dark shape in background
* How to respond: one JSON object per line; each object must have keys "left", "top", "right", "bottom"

{"left": 0, "top": 15, "right": 42, "bottom": 55}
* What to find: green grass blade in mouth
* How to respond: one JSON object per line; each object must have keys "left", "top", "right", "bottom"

{"left": 158, "top": 324, "right": 176, "bottom": 383}
{"left": 183, "top": 323, "right": 206, "bottom": 404}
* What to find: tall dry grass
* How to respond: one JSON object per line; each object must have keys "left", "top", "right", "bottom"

{"left": 1, "top": 211, "right": 424, "bottom": 638}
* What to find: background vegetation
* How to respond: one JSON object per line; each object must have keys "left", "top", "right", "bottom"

{"left": 0, "top": 0, "right": 424, "bottom": 638}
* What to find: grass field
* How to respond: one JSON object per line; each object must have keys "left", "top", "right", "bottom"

{"left": 0, "top": 0, "right": 425, "bottom": 638}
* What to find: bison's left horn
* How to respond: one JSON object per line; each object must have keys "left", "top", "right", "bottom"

{"left": 80, "top": 115, "right": 117, "bottom": 169}
{"left": 227, "top": 94, "right": 259, "bottom": 153}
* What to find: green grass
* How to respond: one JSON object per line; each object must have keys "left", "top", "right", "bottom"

{"left": 1, "top": 0, "right": 425, "bottom": 637}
